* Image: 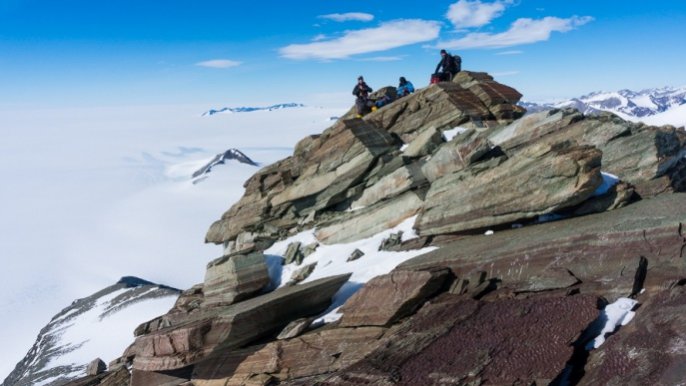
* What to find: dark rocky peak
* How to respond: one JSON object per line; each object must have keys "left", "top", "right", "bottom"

{"left": 191, "top": 148, "right": 258, "bottom": 182}
{"left": 2, "top": 279, "right": 180, "bottom": 386}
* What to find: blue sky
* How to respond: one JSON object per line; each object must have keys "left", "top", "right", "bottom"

{"left": 1, "top": 0, "right": 686, "bottom": 108}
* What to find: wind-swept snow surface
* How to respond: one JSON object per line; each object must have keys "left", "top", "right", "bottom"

{"left": 0, "top": 104, "right": 346, "bottom": 378}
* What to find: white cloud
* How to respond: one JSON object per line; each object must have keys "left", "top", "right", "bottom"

{"left": 312, "top": 34, "right": 327, "bottom": 42}
{"left": 495, "top": 50, "right": 523, "bottom": 55}
{"left": 195, "top": 59, "right": 242, "bottom": 69}
{"left": 446, "top": 0, "right": 512, "bottom": 28}
{"left": 318, "top": 12, "right": 374, "bottom": 22}
{"left": 439, "top": 16, "right": 593, "bottom": 49}
{"left": 358, "top": 56, "right": 405, "bottom": 62}
{"left": 280, "top": 19, "right": 441, "bottom": 60}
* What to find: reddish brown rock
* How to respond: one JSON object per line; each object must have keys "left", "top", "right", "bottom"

{"left": 339, "top": 269, "right": 451, "bottom": 327}
{"left": 580, "top": 285, "right": 686, "bottom": 386}
{"left": 191, "top": 326, "right": 387, "bottom": 384}
{"left": 316, "top": 293, "right": 598, "bottom": 385}
{"left": 127, "top": 274, "right": 351, "bottom": 372}
{"left": 362, "top": 82, "right": 499, "bottom": 143}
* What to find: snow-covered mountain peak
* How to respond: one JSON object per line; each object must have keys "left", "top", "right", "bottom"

{"left": 191, "top": 148, "right": 259, "bottom": 184}
{"left": 522, "top": 86, "right": 686, "bottom": 127}
{"left": 2, "top": 278, "right": 180, "bottom": 386}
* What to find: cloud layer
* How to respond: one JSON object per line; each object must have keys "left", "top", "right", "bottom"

{"left": 446, "top": 0, "right": 511, "bottom": 28}
{"left": 280, "top": 19, "right": 441, "bottom": 60}
{"left": 195, "top": 59, "right": 242, "bottom": 68}
{"left": 318, "top": 12, "right": 374, "bottom": 22}
{"left": 439, "top": 16, "right": 593, "bottom": 49}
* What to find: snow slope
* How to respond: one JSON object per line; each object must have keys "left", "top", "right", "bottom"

{"left": 2, "top": 278, "right": 179, "bottom": 386}
{"left": 0, "top": 104, "right": 347, "bottom": 378}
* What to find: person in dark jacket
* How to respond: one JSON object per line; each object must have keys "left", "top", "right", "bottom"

{"left": 352, "top": 76, "right": 373, "bottom": 117}
{"left": 397, "top": 76, "right": 415, "bottom": 97}
{"left": 434, "top": 49, "right": 459, "bottom": 81}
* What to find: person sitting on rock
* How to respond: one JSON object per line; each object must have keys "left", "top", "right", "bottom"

{"left": 352, "top": 76, "right": 373, "bottom": 117}
{"left": 397, "top": 76, "right": 415, "bottom": 97}
{"left": 434, "top": 49, "right": 460, "bottom": 81}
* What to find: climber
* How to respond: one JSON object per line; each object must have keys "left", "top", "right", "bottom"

{"left": 397, "top": 76, "right": 415, "bottom": 97}
{"left": 352, "top": 76, "right": 373, "bottom": 117}
{"left": 434, "top": 49, "right": 461, "bottom": 82}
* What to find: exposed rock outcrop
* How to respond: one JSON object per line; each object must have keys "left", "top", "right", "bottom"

{"left": 125, "top": 274, "right": 350, "bottom": 372}
{"left": 202, "top": 251, "right": 270, "bottom": 307}
{"left": 49, "top": 71, "right": 686, "bottom": 386}
{"left": 416, "top": 141, "right": 603, "bottom": 236}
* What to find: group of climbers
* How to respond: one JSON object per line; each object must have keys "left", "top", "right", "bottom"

{"left": 353, "top": 49, "right": 460, "bottom": 117}
{"left": 353, "top": 75, "right": 415, "bottom": 117}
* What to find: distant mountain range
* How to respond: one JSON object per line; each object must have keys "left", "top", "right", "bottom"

{"left": 2, "top": 278, "right": 179, "bottom": 386}
{"left": 521, "top": 86, "right": 686, "bottom": 127}
{"left": 202, "top": 103, "right": 305, "bottom": 116}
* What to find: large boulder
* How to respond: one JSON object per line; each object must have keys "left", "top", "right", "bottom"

{"left": 202, "top": 252, "right": 270, "bottom": 308}
{"left": 453, "top": 71, "right": 525, "bottom": 121}
{"left": 416, "top": 141, "right": 602, "bottom": 236}
{"left": 491, "top": 111, "right": 686, "bottom": 198}
{"left": 364, "top": 81, "right": 511, "bottom": 143}
{"left": 127, "top": 274, "right": 351, "bottom": 371}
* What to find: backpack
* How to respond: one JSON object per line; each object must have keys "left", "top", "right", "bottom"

{"left": 452, "top": 55, "right": 462, "bottom": 72}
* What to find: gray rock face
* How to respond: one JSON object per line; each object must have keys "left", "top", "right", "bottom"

{"left": 402, "top": 193, "right": 686, "bottom": 302}
{"left": 205, "top": 118, "right": 398, "bottom": 247}
{"left": 315, "top": 191, "right": 424, "bottom": 244}
{"left": 416, "top": 141, "right": 603, "bottom": 236}
{"left": 421, "top": 128, "right": 493, "bottom": 182}
{"left": 202, "top": 252, "right": 271, "bottom": 308}
{"left": 492, "top": 111, "right": 686, "bottom": 198}
{"left": 86, "top": 358, "right": 107, "bottom": 376}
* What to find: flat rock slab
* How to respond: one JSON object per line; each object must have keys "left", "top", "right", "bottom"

{"left": 315, "top": 191, "right": 423, "bottom": 245}
{"left": 580, "top": 286, "right": 686, "bottom": 386}
{"left": 402, "top": 193, "right": 686, "bottom": 301}
{"left": 129, "top": 274, "right": 351, "bottom": 372}
{"left": 339, "top": 269, "right": 451, "bottom": 327}
{"left": 416, "top": 142, "right": 602, "bottom": 236}
{"left": 395, "top": 294, "right": 599, "bottom": 385}
{"left": 191, "top": 326, "right": 387, "bottom": 384}
{"left": 318, "top": 292, "right": 598, "bottom": 385}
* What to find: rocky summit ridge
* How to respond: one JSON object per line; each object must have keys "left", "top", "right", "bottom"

{"left": 46, "top": 71, "right": 686, "bottom": 386}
